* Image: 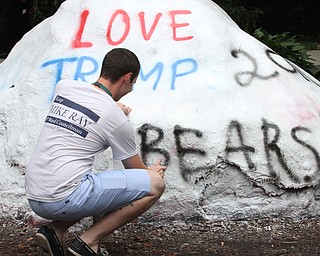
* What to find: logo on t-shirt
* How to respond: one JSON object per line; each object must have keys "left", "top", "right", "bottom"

{"left": 45, "top": 95, "right": 100, "bottom": 138}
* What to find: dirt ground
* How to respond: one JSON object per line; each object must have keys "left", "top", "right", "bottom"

{"left": 1, "top": 217, "right": 320, "bottom": 256}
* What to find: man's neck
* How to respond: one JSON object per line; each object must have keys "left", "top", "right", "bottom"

{"left": 93, "top": 81, "right": 113, "bottom": 97}
{"left": 93, "top": 78, "right": 116, "bottom": 99}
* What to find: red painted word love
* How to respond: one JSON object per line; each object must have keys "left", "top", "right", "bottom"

{"left": 72, "top": 9, "right": 194, "bottom": 48}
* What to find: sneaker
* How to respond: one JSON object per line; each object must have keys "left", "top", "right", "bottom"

{"left": 67, "top": 236, "right": 110, "bottom": 256}
{"left": 35, "top": 224, "right": 65, "bottom": 256}
{"left": 67, "top": 236, "right": 98, "bottom": 256}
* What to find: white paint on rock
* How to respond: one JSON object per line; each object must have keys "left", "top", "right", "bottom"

{"left": 1, "top": 0, "right": 320, "bottom": 222}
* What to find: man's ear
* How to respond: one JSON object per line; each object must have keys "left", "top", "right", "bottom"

{"left": 124, "top": 72, "right": 133, "bottom": 83}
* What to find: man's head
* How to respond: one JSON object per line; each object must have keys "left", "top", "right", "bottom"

{"left": 100, "top": 48, "right": 140, "bottom": 84}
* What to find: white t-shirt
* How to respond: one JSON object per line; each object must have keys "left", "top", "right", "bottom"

{"left": 25, "top": 79, "right": 137, "bottom": 202}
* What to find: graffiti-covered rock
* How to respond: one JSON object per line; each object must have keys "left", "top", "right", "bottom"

{"left": 0, "top": 0, "right": 320, "bottom": 221}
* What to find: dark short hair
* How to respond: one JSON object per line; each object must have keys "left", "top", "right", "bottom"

{"left": 100, "top": 48, "right": 140, "bottom": 83}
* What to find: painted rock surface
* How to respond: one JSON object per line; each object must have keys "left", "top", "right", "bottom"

{"left": 0, "top": 0, "right": 320, "bottom": 221}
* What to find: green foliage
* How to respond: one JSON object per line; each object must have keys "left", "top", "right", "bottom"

{"left": 224, "top": 6, "right": 263, "bottom": 33}
{"left": 254, "top": 28, "right": 318, "bottom": 75}
{"left": 214, "top": 0, "right": 262, "bottom": 33}
{"left": 215, "top": 0, "right": 319, "bottom": 37}
{"left": 31, "top": 0, "right": 63, "bottom": 27}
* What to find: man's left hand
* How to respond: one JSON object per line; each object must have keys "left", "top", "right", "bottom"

{"left": 117, "top": 102, "right": 132, "bottom": 116}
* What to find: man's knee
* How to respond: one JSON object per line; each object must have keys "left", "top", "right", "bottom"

{"left": 148, "top": 171, "right": 165, "bottom": 197}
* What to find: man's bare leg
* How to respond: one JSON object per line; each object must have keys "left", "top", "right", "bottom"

{"left": 77, "top": 170, "right": 165, "bottom": 252}
{"left": 47, "top": 220, "right": 79, "bottom": 244}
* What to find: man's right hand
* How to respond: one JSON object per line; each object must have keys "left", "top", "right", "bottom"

{"left": 148, "top": 160, "right": 166, "bottom": 178}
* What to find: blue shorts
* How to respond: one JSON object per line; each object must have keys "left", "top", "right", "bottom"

{"left": 28, "top": 169, "right": 151, "bottom": 221}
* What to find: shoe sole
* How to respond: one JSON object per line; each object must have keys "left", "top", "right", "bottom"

{"left": 35, "top": 232, "right": 55, "bottom": 256}
{"left": 67, "top": 247, "right": 82, "bottom": 256}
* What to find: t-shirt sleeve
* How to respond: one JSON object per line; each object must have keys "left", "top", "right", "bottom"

{"left": 108, "top": 121, "right": 137, "bottom": 160}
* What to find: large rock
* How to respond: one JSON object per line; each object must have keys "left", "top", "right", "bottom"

{"left": 1, "top": 0, "right": 320, "bottom": 222}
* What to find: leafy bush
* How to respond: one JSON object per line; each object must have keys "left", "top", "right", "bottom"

{"left": 254, "top": 28, "right": 318, "bottom": 75}
{"left": 214, "top": 0, "right": 263, "bottom": 33}
{"left": 224, "top": 5, "right": 262, "bottom": 33}
{"left": 31, "top": 0, "right": 63, "bottom": 27}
